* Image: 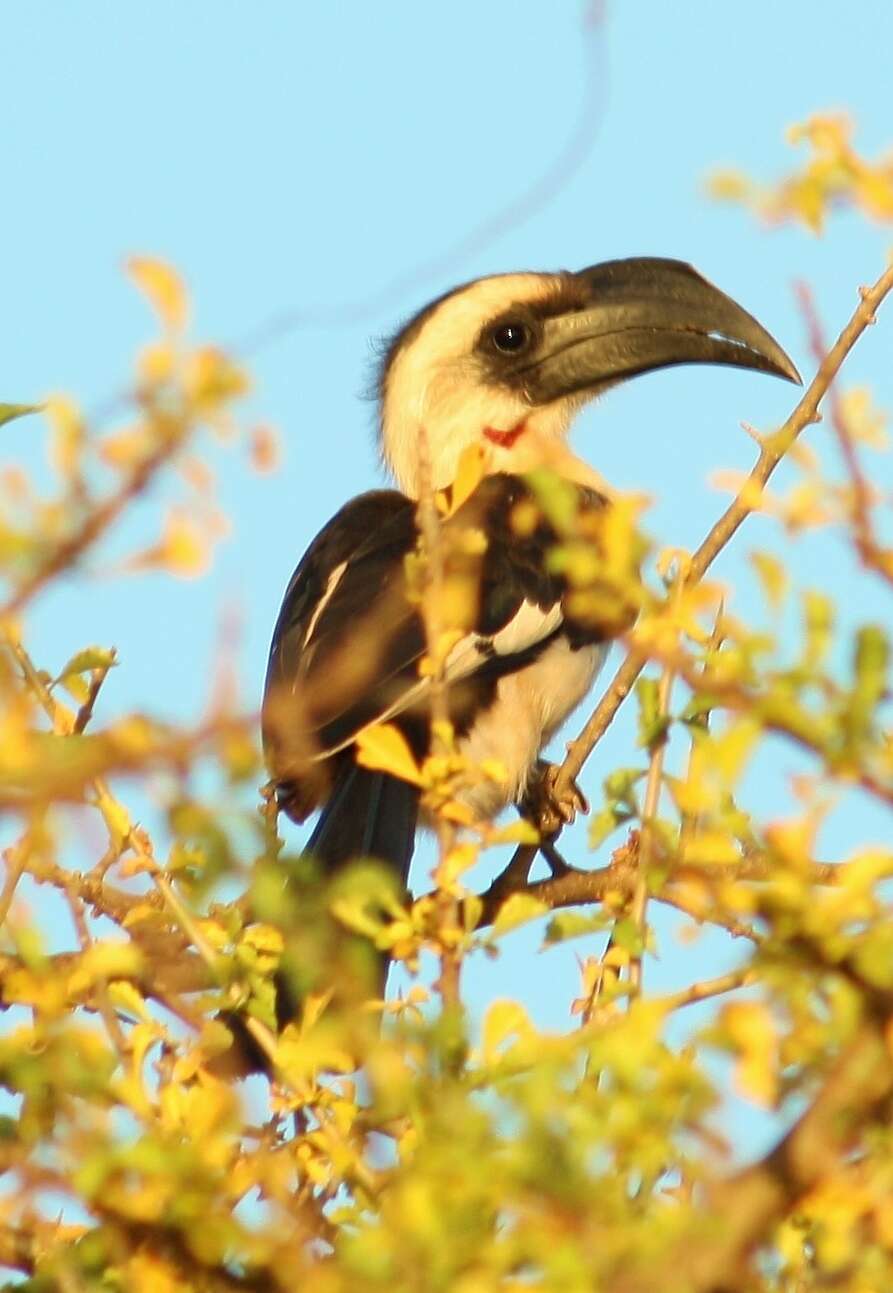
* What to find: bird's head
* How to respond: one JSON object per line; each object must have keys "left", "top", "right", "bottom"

{"left": 378, "top": 257, "right": 800, "bottom": 497}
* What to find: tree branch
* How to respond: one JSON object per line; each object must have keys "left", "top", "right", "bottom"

{"left": 0, "top": 435, "right": 181, "bottom": 621}
{"left": 553, "top": 260, "right": 893, "bottom": 806}
{"left": 612, "top": 1020, "right": 893, "bottom": 1293}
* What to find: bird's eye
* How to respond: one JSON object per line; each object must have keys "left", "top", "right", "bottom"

{"left": 490, "top": 321, "right": 531, "bottom": 354}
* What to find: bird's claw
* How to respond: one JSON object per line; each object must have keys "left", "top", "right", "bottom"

{"left": 522, "top": 760, "right": 589, "bottom": 837}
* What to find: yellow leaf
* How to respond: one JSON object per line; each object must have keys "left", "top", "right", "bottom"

{"left": 67, "top": 942, "right": 144, "bottom": 995}
{"left": 438, "top": 843, "right": 479, "bottom": 887}
{"left": 2, "top": 968, "right": 68, "bottom": 1013}
{"left": 124, "top": 1250, "right": 183, "bottom": 1293}
{"left": 195, "top": 919, "right": 231, "bottom": 951}
{"left": 301, "top": 989, "right": 334, "bottom": 1033}
{"left": 723, "top": 1001, "right": 778, "bottom": 1107}
{"left": 603, "top": 945, "right": 630, "bottom": 968}
{"left": 750, "top": 550, "right": 788, "bottom": 611}
{"left": 487, "top": 818, "right": 540, "bottom": 846}
{"left": 240, "top": 923, "right": 284, "bottom": 957}
{"left": 855, "top": 167, "right": 893, "bottom": 221}
{"left": 482, "top": 999, "right": 534, "bottom": 1062}
{"left": 159, "top": 509, "right": 209, "bottom": 578}
{"left": 840, "top": 386, "right": 890, "bottom": 449}
{"left": 136, "top": 339, "right": 176, "bottom": 386}
{"left": 438, "top": 799, "right": 478, "bottom": 825}
{"left": 107, "top": 980, "right": 150, "bottom": 1021}
{"left": 682, "top": 828, "right": 742, "bottom": 866}
{"left": 355, "top": 723, "right": 422, "bottom": 785}
{"left": 100, "top": 425, "right": 155, "bottom": 470}
{"left": 121, "top": 903, "right": 161, "bottom": 929}
{"left": 127, "top": 255, "right": 188, "bottom": 331}
{"left": 45, "top": 396, "right": 84, "bottom": 482}
{"left": 96, "top": 789, "right": 131, "bottom": 850}
{"left": 479, "top": 758, "right": 509, "bottom": 785}
{"left": 706, "top": 168, "right": 752, "bottom": 202}
{"left": 449, "top": 441, "right": 488, "bottom": 512}
{"left": 184, "top": 345, "right": 249, "bottom": 411}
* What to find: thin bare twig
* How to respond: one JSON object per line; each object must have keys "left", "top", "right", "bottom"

{"left": 795, "top": 277, "right": 892, "bottom": 585}
{"left": 629, "top": 661, "right": 675, "bottom": 998}
{"left": 63, "top": 880, "right": 130, "bottom": 1058}
{"left": 415, "top": 429, "right": 462, "bottom": 1011}
{"left": 656, "top": 967, "right": 756, "bottom": 1012}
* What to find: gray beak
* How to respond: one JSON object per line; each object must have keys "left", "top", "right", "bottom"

{"left": 520, "top": 257, "right": 801, "bottom": 403}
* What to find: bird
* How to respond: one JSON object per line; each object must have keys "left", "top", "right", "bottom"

{"left": 260, "top": 256, "right": 799, "bottom": 1014}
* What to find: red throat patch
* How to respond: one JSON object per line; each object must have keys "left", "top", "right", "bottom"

{"left": 483, "top": 420, "right": 527, "bottom": 449}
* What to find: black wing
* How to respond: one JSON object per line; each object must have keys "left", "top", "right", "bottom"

{"left": 263, "top": 474, "right": 606, "bottom": 818}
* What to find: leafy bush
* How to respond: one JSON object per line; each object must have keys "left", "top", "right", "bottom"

{"left": 0, "top": 121, "right": 891, "bottom": 1292}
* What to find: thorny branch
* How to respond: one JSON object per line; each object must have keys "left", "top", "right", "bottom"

{"left": 795, "top": 277, "right": 893, "bottom": 586}
{"left": 549, "top": 260, "right": 893, "bottom": 814}
{"left": 414, "top": 428, "right": 463, "bottom": 1010}
{"left": 0, "top": 251, "right": 891, "bottom": 1290}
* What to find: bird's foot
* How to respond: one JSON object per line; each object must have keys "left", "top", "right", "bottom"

{"left": 521, "top": 759, "right": 589, "bottom": 838}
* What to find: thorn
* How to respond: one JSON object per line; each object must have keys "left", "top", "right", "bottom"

{"left": 740, "top": 421, "right": 765, "bottom": 445}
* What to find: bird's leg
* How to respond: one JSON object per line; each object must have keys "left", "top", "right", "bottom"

{"left": 521, "top": 759, "right": 589, "bottom": 840}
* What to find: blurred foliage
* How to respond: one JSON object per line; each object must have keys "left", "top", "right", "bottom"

{"left": 0, "top": 119, "right": 891, "bottom": 1292}
{"left": 708, "top": 111, "right": 893, "bottom": 232}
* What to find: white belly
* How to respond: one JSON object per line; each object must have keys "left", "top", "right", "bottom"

{"left": 454, "top": 639, "right": 607, "bottom": 820}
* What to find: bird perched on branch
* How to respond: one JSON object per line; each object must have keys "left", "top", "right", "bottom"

{"left": 261, "top": 256, "right": 798, "bottom": 1004}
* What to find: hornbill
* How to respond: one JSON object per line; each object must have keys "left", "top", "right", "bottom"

{"left": 260, "top": 256, "right": 799, "bottom": 1014}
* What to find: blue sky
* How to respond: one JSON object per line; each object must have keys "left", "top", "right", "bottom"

{"left": 3, "top": 2, "right": 892, "bottom": 1155}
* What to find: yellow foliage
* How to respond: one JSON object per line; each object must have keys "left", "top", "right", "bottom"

{"left": 127, "top": 254, "right": 189, "bottom": 331}
{"left": 0, "top": 170, "right": 891, "bottom": 1291}
{"left": 721, "top": 1000, "right": 780, "bottom": 1107}
{"left": 355, "top": 722, "right": 423, "bottom": 785}
{"left": 709, "top": 112, "right": 893, "bottom": 233}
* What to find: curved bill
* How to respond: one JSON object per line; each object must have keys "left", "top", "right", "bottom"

{"left": 518, "top": 257, "right": 801, "bottom": 403}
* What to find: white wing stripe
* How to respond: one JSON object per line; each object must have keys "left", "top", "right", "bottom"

{"left": 310, "top": 597, "right": 565, "bottom": 761}
{"left": 488, "top": 599, "right": 564, "bottom": 658}
{"left": 302, "top": 560, "right": 348, "bottom": 650}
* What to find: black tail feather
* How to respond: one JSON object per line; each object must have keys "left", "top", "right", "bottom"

{"left": 305, "top": 764, "right": 418, "bottom": 887}
{"left": 218, "top": 767, "right": 418, "bottom": 1077}
{"left": 286, "top": 764, "right": 418, "bottom": 1006}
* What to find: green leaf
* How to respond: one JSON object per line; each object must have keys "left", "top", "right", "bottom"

{"left": 524, "top": 468, "right": 580, "bottom": 533}
{"left": 853, "top": 623, "right": 888, "bottom": 711}
{"left": 490, "top": 892, "right": 548, "bottom": 937}
{"left": 0, "top": 401, "right": 42, "bottom": 429}
{"left": 635, "top": 677, "right": 669, "bottom": 751}
{"left": 802, "top": 589, "right": 834, "bottom": 669}
{"left": 680, "top": 692, "right": 720, "bottom": 726}
{"left": 611, "top": 917, "right": 646, "bottom": 955}
{"left": 750, "top": 550, "right": 788, "bottom": 611}
{"left": 603, "top": 767, "right": 644, "bottom": 806}
{"left": 588, "top": 803, "right": 633, "bottom": 849}
{"left": 543, "top": 910, "right": 609, "bottom": 944}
